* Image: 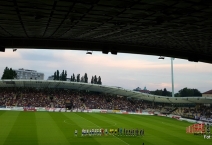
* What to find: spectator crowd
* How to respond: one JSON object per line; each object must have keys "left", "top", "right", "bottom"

{"left": 0, "top": 87, "right": 211, "bottom": 120}
{"left": 173, "top": 106, "right": 212, "bottom": 121}
{"left": 0, "top": 88, "right": 156, "bottom": 112}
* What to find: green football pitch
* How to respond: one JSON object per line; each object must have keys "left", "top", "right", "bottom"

{"left": 0, "top": 111, "right": 211, "bottom": 145}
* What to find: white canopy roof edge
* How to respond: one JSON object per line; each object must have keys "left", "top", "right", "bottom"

{"left": 0, "top": 80, "right": 212, "bottom": 104}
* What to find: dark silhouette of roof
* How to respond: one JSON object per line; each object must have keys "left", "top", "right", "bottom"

{"left": 202, "top": 90, "right": 212, "bottom": 94}
{"left": 0, "top": 0, "right": 212, "bottom": 63}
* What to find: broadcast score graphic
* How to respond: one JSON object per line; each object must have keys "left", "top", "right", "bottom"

{"left": 186, "top": 123, "right": 211, "bottom": 139}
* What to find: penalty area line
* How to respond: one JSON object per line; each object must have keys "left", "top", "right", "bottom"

{"left": 74, "top": 113, "right": 130, "bottom": 145}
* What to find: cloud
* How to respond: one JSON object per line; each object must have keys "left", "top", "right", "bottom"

{"left": 0, "top": 49, "right": 21, "bottom": 59}
{"left": 147, "top": 82, "right": 180, "bottom": 90}
{"left": 0, "top": 49, "right": 212, "bottom": 93}
{"left": 18, "top": 49, "right": 60, "bottom": 62}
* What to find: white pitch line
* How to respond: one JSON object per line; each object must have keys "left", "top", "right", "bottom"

{"left": 74, "top": 113, "right": 130, "bottom": 145}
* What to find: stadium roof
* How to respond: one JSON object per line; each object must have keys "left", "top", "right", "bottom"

{"left": 0, "top": 0, "right": 212, "bottom": 63}
{"left": 202, "top": 90, "right": 212, "bottom": 94}
{"left": 1, "top": 80, "right": 212, "bottom": 104}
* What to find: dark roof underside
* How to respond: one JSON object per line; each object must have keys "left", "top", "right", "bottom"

{"left": 0, "top": 0, "right": 212, "bottom": 63}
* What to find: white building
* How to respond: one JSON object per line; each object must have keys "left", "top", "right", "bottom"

{"left": 133, "top": 86, "right": 150, "bottom": 94}
{"left": 14, "top": 68, "right": 44, "bottom": 80}
{"left": 202, "top": 90, "right": 212, "bottom": 97}
{"left": 47, "top": 75, "right": 54, "bottom": 80}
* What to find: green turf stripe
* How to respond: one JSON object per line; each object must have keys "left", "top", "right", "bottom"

{"left": 70, "top": 113, "right": 119, "bottom": 128}
{"left": 112, "top": 115, "right": 183, "bottom": 142}
{"left": 3, "top": 112, "right": 38, "bottom": 145}
{"left": 49, "top": 112, "right": 101, "bottom": 145}
{"left": 79, "top": 113, "right": 153, "bottom": 145}
{"left": 130, "top": 115, "right": 208, "bottom": 144}
{"left": 0, "top": 111, "right": 20, "bottom": 145}
{"left": 63, "top": 113, "right": 122, "bottom": 145}
{"left": 64, "top": 112, "right": 125, "bottom": 145}
{"left": 132, "top": 115, "right": 191, "bottom": 129}
{"left": 82, "top": 113, "right": 145, "bottom": 145}
{"left": 72, "top": 113, "right": 132, "bottom": 145}
{"left": 84, "top": 113, "right": 132, "bottom": 128}
{"left": 35, "top": 112, "right": 70, "bottom": 145}
{"left": 111, "top": 114, "right": 203, "bottom": 145}
{"left": 0, "top": 110, "right": 6, "bottom": 116}
{"left": 1, "top": 112, "right": 211, "bottom": 145}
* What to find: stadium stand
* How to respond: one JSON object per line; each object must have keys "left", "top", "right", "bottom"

{"left": 0, "top": 88, "right": 154, "bottom": 112}
{"left": 172, "top": 107, "right": 212, "bottom": 121}
{"left": 0, "top": 87, "right": 211, "bottom": 121}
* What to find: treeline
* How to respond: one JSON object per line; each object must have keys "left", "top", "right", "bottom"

{"left": 70, "top": 73, "right": 88, "bottom": 83}
{"left": 1, "top": 67, "right": 17, "bottom": 79}
{"left": 53, "top": 70, "right": 102, "bottom": 84}
{"left": 151, "top": 87, "right": 202, "bottom": 97}
{"left": 175, "top": 87, "right": 201, "bottom": 97}
{"left": 53, "top": 70, "right": 67, "bottom": 81}
{"left": 150, "top": 88, "right": 171, "bottom": 96}
{"left": 91, "top": 75, "right": 102, "bottom": 85}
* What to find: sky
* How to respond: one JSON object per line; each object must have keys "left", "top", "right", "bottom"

{"left": 0, "top": 48, "right": 212, "bottom": 93}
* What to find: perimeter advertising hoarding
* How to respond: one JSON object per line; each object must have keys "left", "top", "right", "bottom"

{"left": 92, "top": 109, "right": 101, "bottom": 113}
{"left": 182, "top": 114, "right": 195, "bottom": 120}
{"left": 35, "top": 107, "right": 47, "bottom": 112}
{"left": 0, "top": 108, "right": 11, "bottom": 110}
{"left": 107, "top": 110, "right": 113, "bottom": 113}
{"left": 23, "top": 107, "right": 36, "bottom": 112}
{"left": 100, "top": 110, "right": 107, "bottom": 113}
{"left": 112, "top": 110, "right": 120, "bottom": 113}
{"left": 11, "top": 107, "right": 24, "bottom": 111}
{"left": 129, "top": 112, "right": 142, "bottom": 115}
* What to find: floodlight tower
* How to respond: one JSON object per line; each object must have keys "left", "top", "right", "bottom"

{"left": 159, "top": 56, "right": 175, "bottom": 97}
{"left": 171, "top": 57, "right": 174, "bottom": 97}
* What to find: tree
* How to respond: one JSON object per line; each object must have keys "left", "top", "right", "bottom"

{"left": 59, "top": 70, "right": 63, "bottom": 80}
{"left": 12, "top": 69, "right": 17, "bottom": 79}
{"left": 1, "top": 67, "right": 8, "bottom": 79}
{"left": 91, "top": 76, "right": 94, "bottom": 84}
{"left": 53, "top": 70, "right": 67, "bottom": 81}
{"left": 174, "top": 93, "right": 180, "bottom": 97}
{"left": 81, "top": 76, "right": 84, "bottom": 82}
{"left": 77, "top": 74, "right": 80, "bottom": 82}
{"left": 193, "top": 89, "right": 201, "bottom": 96}
{"left": 62, "top": 70, "right": 65, "bottom": 80}
{"left": 70, "top": 76, "right": 73, "bottom": 81}
{"left": 56, "top": 70, "right": 59, "bottom": 80}
{"left": 94, "top": 75, "right": 97, "bottom": 84}
{"left": 151, "top": 88, "right": 172, "bottom": 97}
{"left": 72, "top": 73, "right": 75, "bottom": 82}
{"left": 61, "top": 70, "right": 66, "bottom": 81}
{"left": 162, "top": 88, "right": 167, "bottom": 96}
{"left": 53, "top": 72, "right": 56, "bottom": 80}
{"left": 64, "top": 70, "right": 67, "bottom": 81}
{"left": 151, "top": 89, "right": 163, "bottom": 96}
{"left": 84, "top": 73, "right": 88, "bottom": 83}
{"left": 97, "top": 76, "right": 102, "bottom": 85}
{"left": 1, "top": 67, "right": 17, "bottom": 79}
{"left": 177, "top": 87, "right": 201, "bottom": 97}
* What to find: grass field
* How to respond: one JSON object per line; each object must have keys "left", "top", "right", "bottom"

{"left": 0, "top": 111, "right": 211, "bottom": 145}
